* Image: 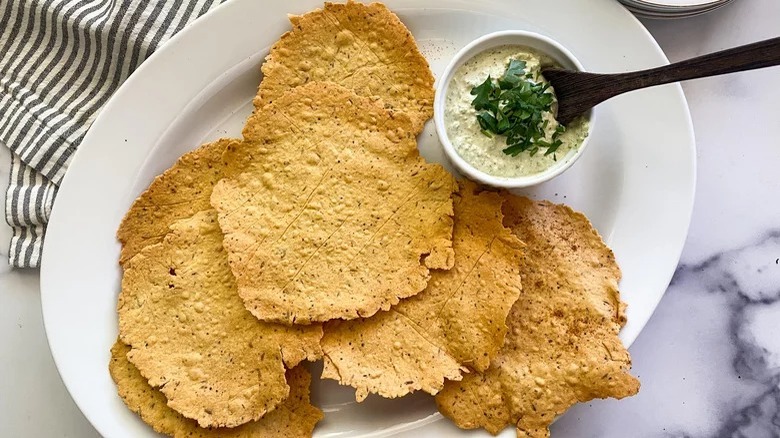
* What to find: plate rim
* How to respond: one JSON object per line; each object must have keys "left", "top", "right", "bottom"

{"left": 624, "top": 0, "right": 728, "bottom": 8}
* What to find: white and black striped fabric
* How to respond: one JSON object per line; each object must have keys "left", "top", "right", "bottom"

{"left": 1, "top": 0, "right": 224, "bottom": 268}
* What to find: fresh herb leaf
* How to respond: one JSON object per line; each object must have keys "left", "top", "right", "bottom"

{"left": 470, "top": 76, "right": 495, "bottom": 111}
{"left": 497, "top": 78, "right": 515, "bottom": 90}
{"left": 543, "top": 139, "right": 563, "bottom": 156}
{"left": 502, "top": 59, "right": 526, "bottom": 84}
{"left": 470, "top": 59, "right": 564, "bottom": 157}
{"left": 476, "top": 112, "right": 499, "bottom": 133}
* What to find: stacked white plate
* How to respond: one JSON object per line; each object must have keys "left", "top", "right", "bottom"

{"left": 620, "top": 0, "right": 735, "bottom": 19}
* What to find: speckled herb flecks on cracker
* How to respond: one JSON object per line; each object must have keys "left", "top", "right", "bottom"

{"left": 257, "top": 0, "right": 435, "bottom": 133}
{"left": 116, "top": 138, "right": 242, "bottom": 265}
{"left": 118, "top": 210, "right": 322, "bottom": 428}
{"left": 320, "top": 179, "right": 524, "bottom": 401}
{"left": 109, "top": 340, "right": 323, "bottom": 437}
{"left": 435, "top": 196, "right": 640, "bottom": 438}
{"left": 212, "top": 81, "right": 457, "bottom": 325}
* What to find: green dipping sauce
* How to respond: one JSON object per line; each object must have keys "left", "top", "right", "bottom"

{"left": 444, "top": 45, "right": 589, "bottom": 178}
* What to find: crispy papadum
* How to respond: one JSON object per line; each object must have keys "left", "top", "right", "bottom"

{"left": 117, "top": 0, "right": 435, "bottom": 265}
{"left": 110, "top": 341, "right": 323, "bottom": 437}
{"left": 118, "top": 210, "right": 323, "bottom": 428}
{"left": 116, "top": 138, "right": 241, "bottom": 265}
{"left": 257, "top": 0, "right": 435, "bottom": 133}
{"left": 435, "top": 196, "right": 640, "bottom": 438}
{"left": 212, "top": 81, "right": 456, "bottom": 325}
{"left": 320, "top": 180, "right": 523, "bottom": 401}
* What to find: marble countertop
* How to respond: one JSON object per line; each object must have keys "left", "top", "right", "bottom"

{"left": 2, "top": 1, "right": 779, "bottom": 436}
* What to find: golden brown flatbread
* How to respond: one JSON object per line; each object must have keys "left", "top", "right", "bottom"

{"left": 116, "top": 138, "right": 240, "bottom": 265}
{"left": 117, "top": 1, "right": 434, "bottom": 266}
{"left": 435, "top": 196, "right": 640, "bottom": 438}
{"left": 320, "top": 180, "right": 523, "bottom": 401}
{"left": 110, "top": 341, "right": 323, "bottom": 437}
{"left": 118, "top": 210, "right": 322, "bottom": 428}
{"left": 257, "top": 0, "right": 435, "bottom": 133}
{"left": 212, "top": 81, "right": 456, "bottom": 325}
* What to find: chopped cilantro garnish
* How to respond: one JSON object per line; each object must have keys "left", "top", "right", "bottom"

{"left": 470, "top": 60, "right": 563, "bottom": 157}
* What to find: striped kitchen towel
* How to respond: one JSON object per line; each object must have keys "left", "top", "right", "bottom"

{"left": 1, "top": 0, "right": 224, "bottom": 268}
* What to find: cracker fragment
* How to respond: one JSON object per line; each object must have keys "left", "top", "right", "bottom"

{"left": 320, "top": 180, "right": 523, "bottom": 401}
{"left": 257, "top": 0, "right": 435, "bottom": 133}
{"left": 118, "top": 210, "right": 322, "bottom": 428}
{"left": 110, "top": 341, "right": 323, "bottom": 437}
{"left": 116, "top": 138, "right": 240, "bottom": 265}
{"left": 435, "top": 196, "right": 640, "bottom": 438}
{"left": 212, "top": 82, "right": 456, "bottom": 325}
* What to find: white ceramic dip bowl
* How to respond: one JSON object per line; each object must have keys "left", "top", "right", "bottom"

{"left": 434, "top": 30, "right": 595, "bottom": 189}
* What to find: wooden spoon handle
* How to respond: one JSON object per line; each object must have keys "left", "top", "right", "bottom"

{"left": 545, "top": 37, "right": 780, "bottom": 125}
{"left": 614, "top": 36, "right": 780, "bottom": 93}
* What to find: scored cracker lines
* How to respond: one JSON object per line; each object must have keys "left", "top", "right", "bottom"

{"left": 323, "top": 9, "right": 404, "bottom": 98}
{"left": 279, "top": 110, "right": 306, "bottom": 136}
{"left": 432, "top": 236, "right": 498, "bottom": 321}
{"left": 272, "top": 166, "right": 334, "bottom": 246}
{"left": 393, "top": 309, "right": 460, "bottom": 363}
{"left": 280, "top": 217, "right": 350, "bottom": 295}
{"left": 220, "top": 135, "right": 325, "bottom": 272}
{"left": 339, "top": 178, "right": 423, "bottom": 273}
{"left": 146, "top": 198, "right": 203, "bottom": 209}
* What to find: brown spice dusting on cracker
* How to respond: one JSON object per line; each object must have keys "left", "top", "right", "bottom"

{"left": 118, "top": 210, "right": 322, "bottom": 428}
{"left": 435, "top": 196, "right": 639, "bottom": 438}
{"left": 320, "top": 180, "right": 523, "bottom": 400}
{"left": 212, "top": 82, "right": 456, "bottom": 325}
{"left": 258, "top": 0, "right": 435, "bottom": 133}
{"left": 109, "top": 340, "right": 323, "bottom": 437}
{"left": 116, "top": 138, "right": 242, "bottom": 265}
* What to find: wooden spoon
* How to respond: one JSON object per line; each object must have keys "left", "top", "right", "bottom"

{"left": 543, "top": 36, "right": 780, "bottom": 126}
